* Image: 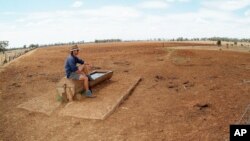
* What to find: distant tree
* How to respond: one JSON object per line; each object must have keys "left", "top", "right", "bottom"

{"left": 29, "top": 44, "right": 39, "bottom": 48}
{"left": 217, "top": 40, "right": 221, "bottom": 46}
{"left": 177, "top": 37, "right": 184, "bottom": 41}
{"left": 95, "top": 39, "right": 122, "bottom": 43}
{"left": 0, "top": 41, "right": 9, "bottom": 53}
{"left": 201, "top": 38, "right": 207, "bottom": 41}
{"left": 23, "top": 45, "right": 27, "bottom": 49}
{"left": 207, "top": 37, "right": 250, "bottom": 43}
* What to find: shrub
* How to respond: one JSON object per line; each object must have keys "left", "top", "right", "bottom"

{"left": 216, "top": 40, "right": 221, "bottom": 46}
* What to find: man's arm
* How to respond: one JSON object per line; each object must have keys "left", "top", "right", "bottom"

{"left": 76, "top": 57, "right": 92, "bottom": 70}
{"left": 76, "top": 57, "right": 84, "bottom": 64}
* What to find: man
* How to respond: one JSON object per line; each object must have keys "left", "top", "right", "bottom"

{"left": 65, "top": 45, "right": 96, "bottom": 98}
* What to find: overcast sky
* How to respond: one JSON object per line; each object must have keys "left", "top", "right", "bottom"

{"left": 0, "top": 0, "right": 250, "bottom": 47}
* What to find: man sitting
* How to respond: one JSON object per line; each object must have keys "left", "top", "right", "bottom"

{"left": 64, "top": 45, "right": 96, "bottom": 98}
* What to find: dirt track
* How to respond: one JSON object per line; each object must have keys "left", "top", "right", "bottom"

{"left": 0, "top": 42, "right": 250, "bottom": 141}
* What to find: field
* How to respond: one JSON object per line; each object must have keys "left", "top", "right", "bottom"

{"left": 0, "top": 41, "right": 250, "bottom": 141}
{"left": 0, "top": 48, "right": 34, "bottom": 66}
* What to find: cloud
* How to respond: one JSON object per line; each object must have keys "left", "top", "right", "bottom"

{"left": 139, "top": 1, "right": 169, "bottom": 9}
{"left": 82, "top": 6, "right": 141, "bottom": 20}
{"left": 71, "top": 1, "right": 83, "bottom": 8}
{"left": 198, "top": 8, "right": 234, "bottom": 22}
{"left": 0, "top": 6, "right": 143, "bottom": 46}
{"left": 202, "top": 0, "right": 250, "bottom": 11}
{"left": 245, "top": 9, "right": 250, "bottom": 16}
{"left": 1, "top": 2, "right": 250, "bottom": 47}
{"left": 165, "top": 0, "right": 190, "bottom": 2}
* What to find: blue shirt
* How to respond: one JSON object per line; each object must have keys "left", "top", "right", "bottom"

{"left": 64, "top": 55, "right": 84, "bottom": 78}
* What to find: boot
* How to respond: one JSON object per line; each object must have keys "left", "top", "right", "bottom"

{"left": 85, "top": 90, "right": 96, "bottom": 98}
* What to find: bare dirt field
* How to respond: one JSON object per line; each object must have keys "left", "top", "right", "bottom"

{"left": 0, "top": 41, "right": 250, "bottom": 141}
{"left": 0, "top": 48, "right": 34, "bottom": 66}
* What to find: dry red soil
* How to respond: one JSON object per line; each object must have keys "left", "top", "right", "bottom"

{"left": 0, "top": 42, "right": 250, "bottom": 141}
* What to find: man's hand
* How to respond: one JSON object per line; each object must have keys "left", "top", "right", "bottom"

{"left": 85, "top": 62, "right": 93, "bottom": 69}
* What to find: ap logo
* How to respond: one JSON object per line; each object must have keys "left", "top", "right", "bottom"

{"left": 230, "top": 125, "right": 250, "bottom": 141}
{"left": 234, "top": 129, "right": 247, "bottom": 136}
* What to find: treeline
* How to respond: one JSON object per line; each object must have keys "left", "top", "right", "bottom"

{"left": 1, "top": 40, "right": 86, "bottom": 50}
{"left": 168, "top": 37, "right": 250, "bottom": 42}
{"left": 39, "top": 40, "right": 85, "bottom": 48}
{"left": 7, "top": 44, "right": 39, "bottom": 51}
{"left": 95, "top": 39, "right": 122, "bottom": 43}
{"left": 2, "top": 37, "right": 250, "bottom": 51}
{"left": 198, "top": 37, "right": 250, "bottom": 42}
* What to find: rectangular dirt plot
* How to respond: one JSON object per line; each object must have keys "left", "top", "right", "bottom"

{"left": 60, "top": 77, "right": 141, "bottom": 120}
{"left": 17, "top": 95, "right": 61, "bottom": 116}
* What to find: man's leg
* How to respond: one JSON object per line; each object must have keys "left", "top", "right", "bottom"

{"left": 78, "top": 64, "right": 90, "bottom": 75}
{"left": 83, "top": 64, "right": 90, "bottom": 74}
{"left": 79, "top": 74, "right": 89, "bottom": 90}
{"left": 78, "top": 64, "right": 94, "bottom": 81}
{"left": 79, "top": 74, "right": 96, "bottom": 98}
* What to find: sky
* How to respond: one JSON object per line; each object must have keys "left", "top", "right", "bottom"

{"left": 0, "top": 0, "right": 250, "bottom": 47}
